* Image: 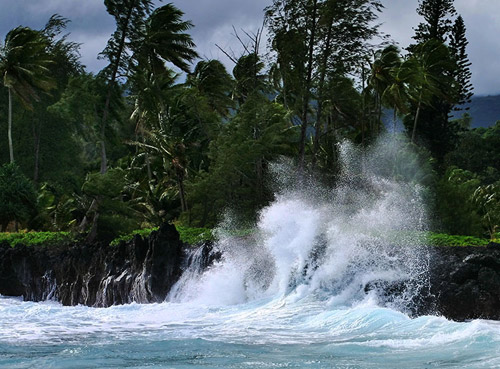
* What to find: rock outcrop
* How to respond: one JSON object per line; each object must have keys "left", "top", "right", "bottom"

{"left": 0, "top": 223, "right": 183, "bottom": 307}
{"left": 424, "top": 244, "right": 500, "bottom": 321}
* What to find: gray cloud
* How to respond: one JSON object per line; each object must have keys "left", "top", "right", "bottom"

{"left": 0, "top": 0, "right": 114, "bottom": 71}
{"left": 173, "top": 0, "right": 269, "bottom": 70}
{"left": 1, "top": 0, "right": 499, "bottom": 95}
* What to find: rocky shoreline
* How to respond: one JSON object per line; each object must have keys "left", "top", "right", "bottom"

{"left": 0, "top": 223, "right": 184, "bottom": 307}
{"left": 424, "top": 244, "right": 500, "bottom": 321}
{"left": 0, "top": 224, "right": 499, "bottom": 321}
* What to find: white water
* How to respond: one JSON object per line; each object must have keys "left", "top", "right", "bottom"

{"left": 1, "top": 139, "right": 499, "bottom": 368}
{"left": 170, "top": 140, "right": 429, "bottom": 311}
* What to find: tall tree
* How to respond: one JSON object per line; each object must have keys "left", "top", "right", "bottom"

{"left": 80, "top": 2, "right": 198, "bottom": 240}
{"left": 265, "top": 0, "right": 383, "bottom": 171}
{"left": 383, "top": 57, "right": 414, "bottom": 134}
{"left": 232, "top": 53, "right": 267, "bottom": 104}
{"left": 408, "top": 0, "right": 462, "bottom": 163}
{"left": 368, "top": 45, "right": 401, "bottom": 134}
{"left": 449, "top": 15, "right": 473, "bottom": 109}
{"left": 30, "top": 15, "right": 83, "bottom": 183}
{"left": 100, "top": 2, "right": 198, "bottom": 175}
{"left": 407, "top": 39, "right": 455, "bottom": 143}
{"left": 0, "top": 27, "right": 54, "bottom": 163}
{"left": 133, "top": 3, "right": 199, "bottom": 76}
{"left": 412, "top": 0, "right": 456, "bottom": 44}
{"left": 99, "top": 0, "right": 154, "bottom": 174}
{"left": 186, "top": 60, "right": 234, "bottom": 118}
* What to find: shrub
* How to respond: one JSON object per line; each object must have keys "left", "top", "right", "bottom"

{"left": 0, "top": 163, "right": 38, "bottom": 231}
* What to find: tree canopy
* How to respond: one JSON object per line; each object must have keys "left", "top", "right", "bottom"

{"left": 0, "top": 1, "right": 497, "bottom": 241}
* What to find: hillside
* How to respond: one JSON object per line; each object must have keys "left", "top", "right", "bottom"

{"left": 453, "top": 94, "right": 500, "bottom": 128}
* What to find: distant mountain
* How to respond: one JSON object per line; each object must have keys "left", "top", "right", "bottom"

{"left": 452, "top": 94, "right": 500, "bottom": 128}
{"left": 313, "top": 94, "right": 500, "bottom": 132}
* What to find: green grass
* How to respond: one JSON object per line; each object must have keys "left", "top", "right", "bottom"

{"left": 0, "top": 231, "right": 75, "bottom": 247}
{"left": 109, "top": 226, "right": 216, "bottom": 246}
{"left": 109, "top": 227, "right": 159, "bottom": 246}
{"left": 425, "top": 232, "right": 490, "bottom": 247}
{"left": 109, "top": 225, "right": 215, "bottom": 246}
{"left": 2, "top": 227, "right": 492, "bottom": 249}
{"left": 175, "top": 226, "right": 256, "bottom": 244}
{"left": 378, "top": 230, "right": 491, "bottom": 247}
{"left": 175, "top": 226, "right": 214, "bottom": 244}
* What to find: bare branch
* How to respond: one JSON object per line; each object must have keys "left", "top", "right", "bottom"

{"left": 232, "top": 25, "right": 251, "bottom": 55}
{"left": 215, "top": 43, "right": 238, "bottom": 64}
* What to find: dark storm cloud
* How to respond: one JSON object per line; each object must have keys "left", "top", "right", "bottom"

{"left": 0, "top": 0, "right": 114, "bottom": 71}
{"left": 1, "top": 0, "right": 499, "bottom": 95}
{"left": 170, "top": 0, "right": 270, "bottom": 66}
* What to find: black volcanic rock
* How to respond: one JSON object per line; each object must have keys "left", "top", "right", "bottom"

{"left": 0, "top": 223, "right": 184, "bottom": 307}
{"left": 424, "top": 246, "right": 500, "bottom": 321}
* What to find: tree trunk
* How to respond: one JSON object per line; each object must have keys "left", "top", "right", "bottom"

{"left": 142, "top": 135, "right": 152, "bottom": 181}
{"left": 78, "top": 198, "right": 99, "bottom": 233}
{"left": 33, "top": 118, "right": 42, "bottom": 184}
{"left": 312, "top": 18, "right": 333, "bottom": 171}
{"left": 411, "top": 95, "right": 422, "bottom": 144}
{"left": 8, "top": 87, "right": 14, "bottom": 163}
{"left": 83, "top": 2, "right": 136, "bottom": 237}
{"left": 298, "top": 0, "right": 318, "bottom": 172}
{"left": 256, "top": 157, "right": 263, "bottom": 204}
{"left": 177, "top": 171, "right": 188, "bottom": 213}
{"left": 100, "top": 2, "right": 135, "bottom": 174}
{"left": 377, "top": 94, "right": 382, "bottom": 134}
{"left": 100, "top": 120, "right": 108, "bottom": 174}
{"left": 85, "top": 212, "right": 100, "bottom": 243}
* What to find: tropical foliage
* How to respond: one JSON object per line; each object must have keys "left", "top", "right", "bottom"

{"left": 0, "top": 0, "right": 498, "bottom": 244}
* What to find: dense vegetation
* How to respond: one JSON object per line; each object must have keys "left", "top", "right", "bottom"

{"left": 0, "top": 0, "right": 498, "bottom": 243}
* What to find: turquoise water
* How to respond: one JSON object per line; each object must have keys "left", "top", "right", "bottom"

{"left": 1, "top": 296, "right": 499, "bottom": 368}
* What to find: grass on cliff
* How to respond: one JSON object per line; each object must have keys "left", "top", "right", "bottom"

{"left": 109, "top": 225, "right": 214, "bottom": 246}
{"left": 1, "top": 227, "right": 495, "bottom": 248}
{"left": 108, "top": 225, "right": 258, "bottom": 246}
{"left": 109, "top": 227, "right": 159, "bottom": 246}
{"left": 0, "top": 231, "right": 75, "bottom": 247}
{"left": 425, "top": 232, "right": 491, "bottom": 247}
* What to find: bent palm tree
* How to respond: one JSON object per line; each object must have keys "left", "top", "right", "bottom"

{"left": 136, "top": 3, "right": 199, "bottom": 75}
{"left": 186, "top": 60, "right": 234, "bottom": 117}
{"left": 369, "top": 45, "right": 401, "bottom": 133}
{"left": 382, "top": 58, "right": 415, "bottom": 134}
{"left": 408, "top": 39, "right": 455, "bottom": 143}
{"left": 0, "top": 26, "right": 54, "bottom": 163}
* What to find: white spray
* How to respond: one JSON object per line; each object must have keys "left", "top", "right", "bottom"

{"left": 169, "top": 137, "right": 430, "bottom": 313}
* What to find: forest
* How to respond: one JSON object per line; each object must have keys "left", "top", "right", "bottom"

{"left": 0, "top": 0, "right": 499, "bottom": 243}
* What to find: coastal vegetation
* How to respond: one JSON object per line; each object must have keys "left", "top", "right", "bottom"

{"left": 0, "top": 0, "right": 498, "bottom": 245}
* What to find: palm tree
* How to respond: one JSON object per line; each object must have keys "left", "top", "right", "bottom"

{"left": 128, "top": 2, "right": 199, "bottom": 190}
{"left": 131, "top": 117, "right": 193, "bottom": 213}
{"left": 408, "top": 39, "right": 455, "bottom": 143}
{"left": 369, "top": 45, "right": 401, "bottom": 133}
{"left": 135, "top": 3, "right": 199, "bottom": 76}
{"left": 382, "top": 57, "right": 415, "bottom": 134}
{"left": 130, "top": 67, "right": 178, "bottom": 181}
{"left": 185, "top": 60, "right": 234, "bottom": 117}
{"left": 0, "top": 27, "right": 54, "bottom": 163}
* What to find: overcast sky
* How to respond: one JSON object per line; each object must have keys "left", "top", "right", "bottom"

{"left": 1, "top": 0, "right": 499, "bottom": 96}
